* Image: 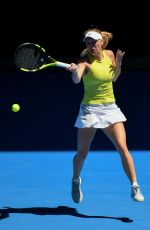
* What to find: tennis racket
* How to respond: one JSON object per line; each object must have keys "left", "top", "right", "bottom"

{"left": 14, "top": 42, "right": 70, "bottom": 72}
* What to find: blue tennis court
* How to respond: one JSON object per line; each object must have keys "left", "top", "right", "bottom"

{"left": 0, "top": 151, "right": 149, "bottom": 230}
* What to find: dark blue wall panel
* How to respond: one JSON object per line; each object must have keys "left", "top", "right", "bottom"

{"left": 0, "top": 65, "right": 150, "bottom": 151}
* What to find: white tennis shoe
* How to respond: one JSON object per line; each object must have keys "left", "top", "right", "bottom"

{"left": 72, "top": 177, "right": 83, "bottom": 203}
{"left": 131, "top": 185, "right": 144, "bottom": 202}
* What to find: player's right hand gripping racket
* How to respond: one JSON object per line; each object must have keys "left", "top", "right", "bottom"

{"left": 14, "top": 42, "right": 70, "bottom": 72}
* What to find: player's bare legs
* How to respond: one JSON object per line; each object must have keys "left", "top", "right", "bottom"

{"left": 102, "top": 122, "right": 144, "bottom": 201}
{"left": 72, "top": 128, "right": 97, "bottom": 203}
{"left": 73, "top": 128, "right": 97, "bottom": 179}
{"left": 102, "top": 122, "right": 136, "bottom": 183}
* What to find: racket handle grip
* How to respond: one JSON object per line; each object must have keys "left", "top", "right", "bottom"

{"left": 56, "top": 61, "right": 70, "bottom": 68}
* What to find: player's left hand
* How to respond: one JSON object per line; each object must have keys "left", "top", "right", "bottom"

{"left": 115, "top": 49, "right": 125, "bottom": 66}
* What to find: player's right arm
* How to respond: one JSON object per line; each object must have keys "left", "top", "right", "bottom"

{"left": 71, "top": 62, "right": 86, "bottom": 84}
{"left": 69, "top": 56, "right": 90, "bottom": 84}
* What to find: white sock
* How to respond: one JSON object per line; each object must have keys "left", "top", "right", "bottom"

{"left": 132, "top": 181, "right": 139, "bottom": 187}
{"left": 72, "top": 177, "right": 80, "bottom": 182}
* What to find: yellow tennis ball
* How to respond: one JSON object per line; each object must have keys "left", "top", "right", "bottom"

{"left": 12, "top": 104, "right": 20, "bottom": 112}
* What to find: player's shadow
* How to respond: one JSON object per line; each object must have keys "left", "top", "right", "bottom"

{"left": 0, "top": 206, "right": 133, "bottom": 223}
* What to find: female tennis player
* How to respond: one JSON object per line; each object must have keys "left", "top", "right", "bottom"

{"left": 68, "top": 28, "right": 144, "bottom": 203}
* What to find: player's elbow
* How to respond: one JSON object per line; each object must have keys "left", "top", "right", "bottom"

{"left": 113, "top": 71, "right": 121, "bottom": 82}
{"left": 72, "top": 78, "right": 81, "bottom": 84}
{"left": 112, "top": 77, "right": 117, "bottom": 82}
{"left": 71, "top": 74, "right": 81, "bottom": 84}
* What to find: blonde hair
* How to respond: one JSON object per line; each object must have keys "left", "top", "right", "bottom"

{"left": 80, "top": 28, "right": 113, "bottom": 57}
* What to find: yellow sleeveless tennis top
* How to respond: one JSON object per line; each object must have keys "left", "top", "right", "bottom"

{"left": 82, "top": 51, "right": 116, "bottom": 104}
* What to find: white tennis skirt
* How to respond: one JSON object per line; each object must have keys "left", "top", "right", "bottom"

{"left": 74, "top": 103, "right": 127, "bottom": 128}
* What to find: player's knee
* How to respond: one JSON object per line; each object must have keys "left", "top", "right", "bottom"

{"left": 77, "top": 149, "right": 89, "bottom": 160}
{"left": 117, "top": 143, "right": 128, "bottom": 155}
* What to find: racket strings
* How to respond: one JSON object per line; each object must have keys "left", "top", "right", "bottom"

{"left": 15, "top": 45, "right": 48, "bottom": 71}
{"left": 14, "top": 43, "right": 57, "bottom": 71}
{"left": 15, "top": 48, "right": 41, "bottom": 70}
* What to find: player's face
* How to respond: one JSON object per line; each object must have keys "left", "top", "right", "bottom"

{"left": 85, "top": 38, "right": 102, "bottom": 56}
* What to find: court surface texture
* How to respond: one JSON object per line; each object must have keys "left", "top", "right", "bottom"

{"left": 0, "top": 151, "right": 149, "bottom": 230}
